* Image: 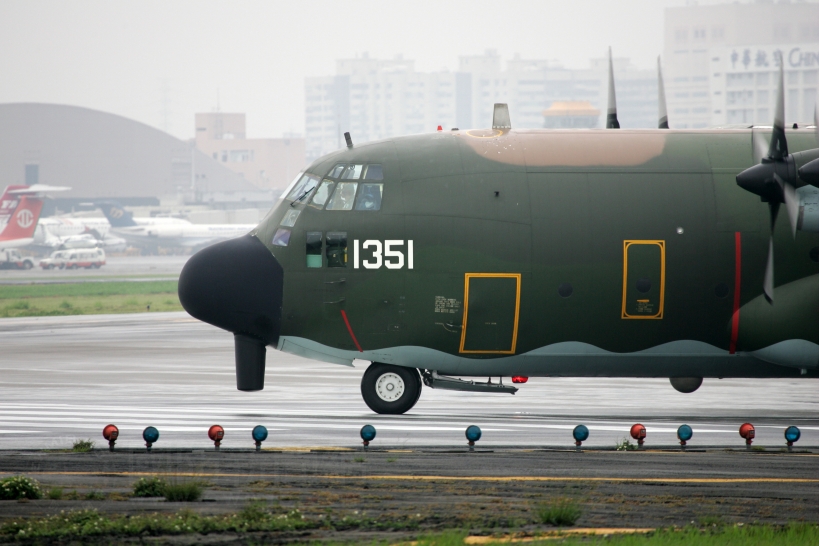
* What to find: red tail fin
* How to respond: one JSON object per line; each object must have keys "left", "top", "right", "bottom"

{"left": 0, "top": 196, "right": 44, "bottom": 242}
{"left": 0, "top": 185, "right": 28, "bottom": 223}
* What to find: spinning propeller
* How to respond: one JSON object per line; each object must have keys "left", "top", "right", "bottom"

{"left": 735, "top": 63, "right": 819, "bottom": 304}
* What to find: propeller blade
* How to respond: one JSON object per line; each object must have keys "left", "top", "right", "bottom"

{"left": 768, "top": 63, "right": 788, "bottom": 160}
{"left": 763, "top": 237, "right": 775, "bottom": 304}
{"left": 657, "top": 56, "right": 668, "bottom": 129}
{"left": 776, "top": 174, "right": 799, "bottom": 237}
{"left": 753, "top": 132, "right": 768, "bottom": 164}
{"left": 606, "top": 47, "right": 620, "bottom": 129}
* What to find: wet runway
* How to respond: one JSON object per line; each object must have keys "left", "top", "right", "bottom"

{"left": 0, "top": 313, "right": 817, "bottom": 451}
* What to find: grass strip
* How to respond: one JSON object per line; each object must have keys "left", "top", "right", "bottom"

{"left": 0, "top": 280, "right": 181, "bottom": 317}
{"left": 0, "top": 280, "right": 178, "bottom": 299}
{"left": 0, "top": 505, "right": 425, "bottom": 540}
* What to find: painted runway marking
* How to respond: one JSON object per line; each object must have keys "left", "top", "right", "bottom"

{"left": 11, "top": 471, "right": 819, "bottom": 484}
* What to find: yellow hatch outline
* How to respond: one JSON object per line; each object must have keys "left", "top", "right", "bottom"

{"left": 459, "top": 273, "right": 522, "bottom": 354}
{"left": 622, "top": 240, "right": 665, "bottom": 320}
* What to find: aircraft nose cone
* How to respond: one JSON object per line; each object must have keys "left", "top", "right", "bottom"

{"left": 178, "top": 234, "right": 283, "bottom": 345}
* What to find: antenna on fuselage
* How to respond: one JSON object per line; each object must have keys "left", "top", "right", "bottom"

{"left": 344, "top": 132, "right": 353, "bottom": 148}
{"left": 658, "top": 56, "right": 669, "bottom": 129}
{"left": 606, "top": 47, "right": 620, "bottom": 129}
{"left": 492, "top": 103, "right": 511, "bottom": 130}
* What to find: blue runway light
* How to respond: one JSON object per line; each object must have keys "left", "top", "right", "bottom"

{"left": 784, "top": 426, "right": 801, "bottom": 447}
{"left": 360, "top": 424, "right": 376, "bottom": 448}
{"left": 142, "top": 426, "right": 159, "bottom": 452}
{"left": 572, "top": 425, "right": 589, "bottom": 446}
{"left": 677, "top": 424, "right": 693, "bottom": 447}
{"left": 252, "top": 425, "right": 268, "bottom": 451}
{"left": 465, "top": 425, "right": 482, "bottom": 444}
{"left": 252, "top": 425, "right": 268, "bottom": 443}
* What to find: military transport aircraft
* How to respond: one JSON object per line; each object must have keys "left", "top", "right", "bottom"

{"left": 179, "top": 53, "right": 819, "bottom": 415}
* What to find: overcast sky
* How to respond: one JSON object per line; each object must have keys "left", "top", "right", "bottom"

{"left": 1, "top": 0, "right": 744, "bottom": 140}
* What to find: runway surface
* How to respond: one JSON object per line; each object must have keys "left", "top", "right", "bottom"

{"left": 0, "top": 312, "right": 816, "bottom": 451}
{"left": 0, "top": 255, "right": 187, "bottom": 283}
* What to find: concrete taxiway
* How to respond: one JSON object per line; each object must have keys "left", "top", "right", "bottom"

{"left": 0, "top": 255, "right": 187, "bottom": 284}
{"left": 0, "top": 312, "right": 816, "bottom": 451}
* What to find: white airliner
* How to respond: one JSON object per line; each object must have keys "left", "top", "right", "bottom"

{"left": 97, "top": 202, "right": 253, "bottom": 249}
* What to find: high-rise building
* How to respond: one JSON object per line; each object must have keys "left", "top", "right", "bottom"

{"left": 663, "top": 1, "right": 819, "bottom": 128}
{"left": 304, "top": 51, "right": 656, "bottom": 162}
{"left": 194, "top": 112, "right": 305, "bottom": 192}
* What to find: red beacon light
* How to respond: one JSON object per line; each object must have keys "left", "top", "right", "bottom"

{"left": 208, "top": 425, "right": 225, "bottom": 451}
{"left": 437, "top": 125, "right": 442, "bottom": 131}
{"left": 630, "top": 423, "right": 647, "bottom": 448}
{"left": 102, "top": 424, "right": 119, "bottom": 452}
{"left": 511, "top": 376, "right": 528, "bottom": 384}
{"left": 739, "top": 423, "right": 755, "bottom": 449}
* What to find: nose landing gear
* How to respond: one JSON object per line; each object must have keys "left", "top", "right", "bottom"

{"left": 361, "top": 363, "right": 422, "bottom": 414}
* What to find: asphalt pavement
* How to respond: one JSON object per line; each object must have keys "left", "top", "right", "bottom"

{"left": 1, "top": 312, "right": 816, "bottom": 451}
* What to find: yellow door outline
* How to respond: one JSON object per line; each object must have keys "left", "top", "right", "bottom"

{"left": 459, "top": 273, "right": 522, "bottom": 354}
{"left": 621, "top": 240, "right": 665, "bottom": 319}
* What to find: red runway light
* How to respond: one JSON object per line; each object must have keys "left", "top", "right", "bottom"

{"left": 739, "top": 423, "right": 755, "bottom": 447}
{"left": 208, "top": 425, "right": 225, "bottom": 450}
{"left": 102, "top": 424, "right": 119, "bottom": 452}
{"left": 630, "top": 423, "right": 646, "bottom": 446}
{"left": 511, "top": 376, "right": 528, "bottom": 384}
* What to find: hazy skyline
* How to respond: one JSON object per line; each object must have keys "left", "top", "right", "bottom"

{"left": 0, "top": 0, "right": 770, "bottom": 140}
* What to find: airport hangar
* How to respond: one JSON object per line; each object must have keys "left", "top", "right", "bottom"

{"left": 0, "top": 103, "right": 274, "bottom": 216}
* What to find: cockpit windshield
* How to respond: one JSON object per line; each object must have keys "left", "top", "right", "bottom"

{"left": 285, "top": 173, "right": 320, "bottom": 202}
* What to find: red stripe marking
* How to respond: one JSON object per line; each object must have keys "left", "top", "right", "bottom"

{"left": 340, "top": 310, "right": 363, "bottom": 352}
{"left": 729, "top": 231, "right": 742, "bottom": 354}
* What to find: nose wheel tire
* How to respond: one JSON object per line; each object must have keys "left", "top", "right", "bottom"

{"left": 361, "top": 363, "right": 422, "bottom": 415}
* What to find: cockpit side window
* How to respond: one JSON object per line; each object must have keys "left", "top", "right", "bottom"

{"left": 326, "top": 182, "right": 358, "bottom": 210}
{"left": 310, "top": 180, "right": 335, "bottom": 208}
{"left": 328, "top": 164, "right": 346, "bottom": 179}
{"left": 354, "top": 183, "right": 383, "bottom": 210}
{"left": 287, "top": 174, "right": 320, "bottom": 202}
{"left": 363, "top": 164, "right": 383, "bottom": 180}
{"left": 342, "top": 164, "right": 364, "bottom": 179}
{"left": 326, "top": 232, "right": 347, "bottom": 267}
{"left": 306, "top": 232, "right": 322, "bottom": 268}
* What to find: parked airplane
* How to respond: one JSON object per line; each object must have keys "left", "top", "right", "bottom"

{"left": 179, "top": 54, "right": 819, "bottom": 414}
{"left": 0, "top": 195, "right": 45, "bottom": 249}
{"left": 98, "top": 202, "right": 254, "bottom": 250}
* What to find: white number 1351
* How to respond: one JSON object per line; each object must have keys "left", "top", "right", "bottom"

{"left": 353, "top": 240, "right": 414, "bottom": 270}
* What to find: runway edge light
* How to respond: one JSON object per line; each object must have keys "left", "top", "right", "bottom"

{"left": 572, "top": 424, "right": 589, "bottom": 451}
{"left": 208, "top": 425, "right": 225, "bottom": 451}
{"left": 630, "top": 423, "right": 646, "bottom": 448}
{"left": 252, "top": 425, "right": 268, "bottom": 452}
{"left": 465, "top": 425, "right": 482, "bottom": 451}
{"left": 142, "top": 426, "right": 159, "bottom": 452}
{"left": 102, "top": 424, "right": 119, "bottom": 452}
{"left": 360, "top": 425, "right": 376, "bottom": 449}
{"left": 677, "top": 424, "right": 693, "bottom": 450}
{"left": 739, "top": 423, "right": 755, "bottom": 449}
{"left": 784, "top": 426, "right": 801, "bottom": 451}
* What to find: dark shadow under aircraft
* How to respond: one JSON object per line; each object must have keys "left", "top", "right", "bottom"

{"left": 179, "top": 54, "right": 819, "bottom": 414}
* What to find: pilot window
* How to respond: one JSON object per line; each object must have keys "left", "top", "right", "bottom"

{"left": 286, "top": 173, "right": 320, "bottom": 202}
{"left": 342, "top": 164, "right": 364, "bottom": 179}
{"left": 306, "top": 232, "right": 322, "bottom": 268}
{"left": 271, "top": 228, "right": 291, "bottom": 247}
{"left": 326, "top": 182, "right": 358, "bottom": 210}
{"left": 326, "top": 232, "right": 347, "bottom": 267}
{"left": 328, "top": 164, "right": 346, "bottom": 179}
{"left": 310, "top": 180, "right": 335, "bottom": 208}
{"left": 355, "top": 183, "right": 383, "bottom": 210}
{"left": 363, "top": 164, "right": 383, "bottom": 180}
{"left": 280, "top": 209, "right": 300, "bottom": 227}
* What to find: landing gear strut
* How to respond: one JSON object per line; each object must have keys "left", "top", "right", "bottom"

{"left": 361, "top": 363, "right": 422, "bottom": 414}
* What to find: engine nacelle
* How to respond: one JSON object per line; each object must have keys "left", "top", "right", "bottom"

{"left": 797, "top": 185, "right": 819, "bottom": 232}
